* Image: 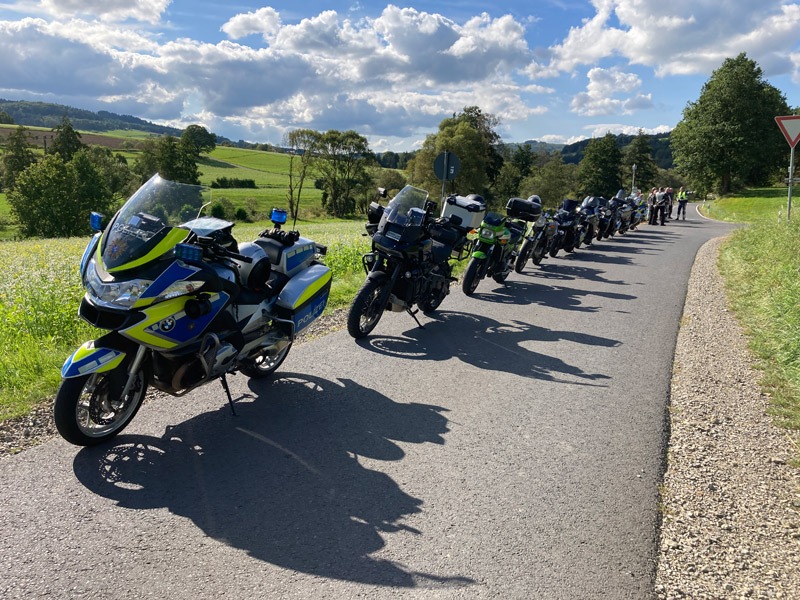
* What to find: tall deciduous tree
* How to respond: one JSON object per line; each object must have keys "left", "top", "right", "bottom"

{"left": 132, "top": 135, "right": 200, "bottom": 185}
{"left": 407, "top": 106, "right": 504, "bottom": 204}
{"left": 1, "top": 125, "right": 36, "bottom": 191}
{"left": 577, "top": 133, "right": 622, "bottom": 197}
{"left": 313, "top": 130, "right": 372, "bottom": 218}
{"left": 181, "top": 124, "right": 216, "bottom": 157}
{"left": 49, "top": 116, "right": 84, "bottom": 162}
{"left": 671, "top": 53, "right": 790, "bottom": 194}
{"left": 520, "top": 154, "right": 577, "bottom": 206}
{"left": 283, "top": 128, "right": 319, "bottom": 220}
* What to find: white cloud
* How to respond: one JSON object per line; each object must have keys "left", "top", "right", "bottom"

{"left": 221, "top": 7, "right": 281, "bottom": 41}
{"left": 571, "top": 67, "right": 653, "bottom": 117}
{"left": 39, "top": 0, "right": 169, "bottom": 24}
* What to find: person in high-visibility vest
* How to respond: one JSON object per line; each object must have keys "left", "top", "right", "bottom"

{"left": 676, "top": 186, "right": 688, "bottom": 220}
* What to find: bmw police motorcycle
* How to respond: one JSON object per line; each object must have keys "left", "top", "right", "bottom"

{"left": 54, "top": 174, "right": 331, "bottom": 446}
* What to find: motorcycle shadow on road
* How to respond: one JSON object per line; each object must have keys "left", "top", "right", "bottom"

{"left": 466, "top": 270, "right": 636, "bottom": 314}
{"left": 364, "top": 310, "right": 614, "bottom": 385}
{"left": 72, "top": 373, "right": 474, "bottom": 590}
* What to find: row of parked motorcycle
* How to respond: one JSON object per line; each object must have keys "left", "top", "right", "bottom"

{"left": 52, "top": 173, "right": 646, "bottom": 447}
{"left": 346, "top": 186, "right": 647, "bottom": 338}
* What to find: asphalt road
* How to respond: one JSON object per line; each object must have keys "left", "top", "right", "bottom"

{"left": 0, "top": 205, "right": 734, "bottom": 599}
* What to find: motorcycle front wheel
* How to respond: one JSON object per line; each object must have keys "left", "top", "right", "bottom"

{"left": 462, "top": 257, "right": 487, "bottom": 296}
{"left": 54, "top": 366, "right": 148, "bottom": 446}
{"left": 239, "top": 342, "right": 292, "bottom": 378}
{"left": 514, "top": 239, "right": 533, "bottom": 273}
{"left": 347, "top": 277, "right": 389, "bottom": 338}
{"left": 532, "top": 238, "right": 547, "bottom": 265}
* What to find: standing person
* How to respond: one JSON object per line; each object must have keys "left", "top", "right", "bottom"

{"left": 647, "top": 188, "right": 658, "bottom": 225}
{"left": 654, "top": 187, "right": 667, "bottom": 226}
{"left": 676, "top": 186, "right": 688, "bottom": 220}
{"left": 665, "top": 187, "right": 675, "bottom": 220}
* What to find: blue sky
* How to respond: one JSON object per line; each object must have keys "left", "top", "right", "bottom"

{"left": 0, "top": 1, "right": 798, "bottom": 151}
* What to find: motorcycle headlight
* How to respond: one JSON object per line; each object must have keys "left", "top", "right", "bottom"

{"left": 86, "top": 266, "right": 152, "bottom": 309}
{"left": 480, "top": 228, "right": 496, "bottom": 239}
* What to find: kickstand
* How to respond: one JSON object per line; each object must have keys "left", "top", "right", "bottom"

{"left": 220, "top": 374, "right": 236, "bottom": 416}
{"left": 407, "top": 308, "right": 425, "bottom": 329}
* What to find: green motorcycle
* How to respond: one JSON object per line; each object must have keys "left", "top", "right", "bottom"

{"left": 461, "top": 197, "right": 540, "bottom": 296}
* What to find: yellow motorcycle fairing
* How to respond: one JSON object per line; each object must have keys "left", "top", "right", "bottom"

{"left": 120, "top": 292, "right": 231, "bottom": 350}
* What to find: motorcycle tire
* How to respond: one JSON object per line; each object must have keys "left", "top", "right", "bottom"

{"left": 532, "top": 238, "right": 547, "bottom": 265}
{"left": 549, "top": 241, "right": 560, "bottom": 258}
{"left": 53, "top": 365, "right": 148, "bottom": 446}
{"left": 462, "top": 257, "right": 486, "bottom": 296}
{"left": 514, "top": 240, "right": 533, "bottom": 273}
{"left": 347, "top": 277, "right": 389, "bottom": 338}
{"left": 564, "top": 242, "right": 574, "bottom": 253}
{"left": 585, "top": 225, "right": 594, "bottom": 245}
{"left": 418, "top": 265, "right": 450, "bottom": 314}
{"left": 239, "top": 342, "right": 293, "bottom": 378}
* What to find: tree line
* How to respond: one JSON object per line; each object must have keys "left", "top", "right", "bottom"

{"left": 1, "top": 52, "right": 795, "bottom": 238}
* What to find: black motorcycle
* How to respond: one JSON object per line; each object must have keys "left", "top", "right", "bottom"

{"left": 548, "top": 198, "right": 581, "bottom": 257}
{"left": 347, "top": 185, "right": 467, "bottom": 338}
{"left": 576, "top": 196, "right": 601, "bottom": 247}
{"left": 514, "top": 195, "right": 556, "bottom": 272}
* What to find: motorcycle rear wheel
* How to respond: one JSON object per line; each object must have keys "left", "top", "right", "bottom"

{"left": 461, "top": 257, "right": 486, "bottom": 296}
{"left": 54, "top": 366, "right": 147, "bottom": 446}
{"left": 239, "top": 342, "right": 292, "bottom": 378}
{"left": 347, "top": 277, "right": 389, "bottom": 338}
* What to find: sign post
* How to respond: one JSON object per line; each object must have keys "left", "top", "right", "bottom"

{"left": 775, "top": 116, "right": 800, "bottom": 220}
{"left": 433, "top": 151, "right": 461, "bottom": 199}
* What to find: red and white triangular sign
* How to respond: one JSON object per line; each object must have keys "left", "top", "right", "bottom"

{"left": 776, "top": 115, "right": 800, "bottom": 148}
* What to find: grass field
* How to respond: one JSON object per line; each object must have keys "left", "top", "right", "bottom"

{"left": 707, "top": 188, "right": 800, "bottom": 454}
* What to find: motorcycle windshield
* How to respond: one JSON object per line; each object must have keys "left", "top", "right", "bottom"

{"left": 380, "top": 185, "right": 429, "bottom": 228}
{"left": 100, "top": 174, "right": 212, "bottom": 271}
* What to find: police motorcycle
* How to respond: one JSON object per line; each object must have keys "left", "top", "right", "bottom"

{"left": 347, "top": 185, "right": 468, "bottom": 338}
{"left": 54, "top": 174, "right": 331, "bottom": 446}
{"left": 514, "top": 195, "right": 556, "bottom": 273}
{"left": 548, "top": 198, "right": 581, "bottom": 257}
{"left": 461, "top": 197, "right": 539, "bottom": 295}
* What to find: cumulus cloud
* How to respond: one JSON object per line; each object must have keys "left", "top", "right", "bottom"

{"left": 527, "top": 0, "right": 800, "bottom": 80}
{"left": 570, "top": 67, "right": 653, "bottom": 117}
{"left": 38, "top": 0, "right": 169, "bottom": 24}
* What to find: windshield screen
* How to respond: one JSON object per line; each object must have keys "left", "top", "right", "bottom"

{"left": 101, "top": 174, "right": 211, "bottom": 270}
{"left": 380, "top": 185, "right": 429, "bottom": 228}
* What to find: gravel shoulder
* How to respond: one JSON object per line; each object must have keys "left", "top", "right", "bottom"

{"left": 2, "top": 237, "right": 799, "bottom": 598}
{"left": 655, "top": 236, "right": 800, "bottom": 599}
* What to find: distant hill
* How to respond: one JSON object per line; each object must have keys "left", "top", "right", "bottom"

{"left": 0, "top": 99, "right": 183, "bottom": 137}
{"left": 561, "top": 132, "right": 673, "bottom": 169}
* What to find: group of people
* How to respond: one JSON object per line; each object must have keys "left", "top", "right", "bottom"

{"left": 646, "top": 186, "right": 688, "bottom": 225}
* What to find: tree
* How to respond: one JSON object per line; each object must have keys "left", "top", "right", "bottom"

{"left": 0, "top": 110, "right": 13, "bottom": 124}
{"left": 132, "top": 135, "right": 200, "bottom": 184}
{"left": 407, "top": 107, "right": 503, "bottom": 204}
{"left": 622, "top": 130, "right": 659, "bottom": 194}
{"left": 48, "top": 116, "right": 84, "bottom": 162}
{"left": 181, "top": 124, "right": 216, "bottom": 157}
{"left": 1, "top": 126, "right": 36, "bottom": 191}
{"left": 8, "top": 153, "right": 113, "bottom": 238}
{"left": 576, "top": 133, "right": 622, "bottom": 197}
{"left": 520, "top": 154, "right": 577, "bottom": 207}
{"left": 671, "top": 53, "right": 791, "bottom": 194}
{"left": 314, "top": 130, "right": 373, "bottom": 217}
{"left": 283, "top": 128, "right": 319, "bottom": 219}
{"left": 81, "top": 146, "right": 138, "bottom": 204}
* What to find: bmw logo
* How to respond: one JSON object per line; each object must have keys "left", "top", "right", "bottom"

{"left": 160, "top": 317, "right": 176, "bottom": 332}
